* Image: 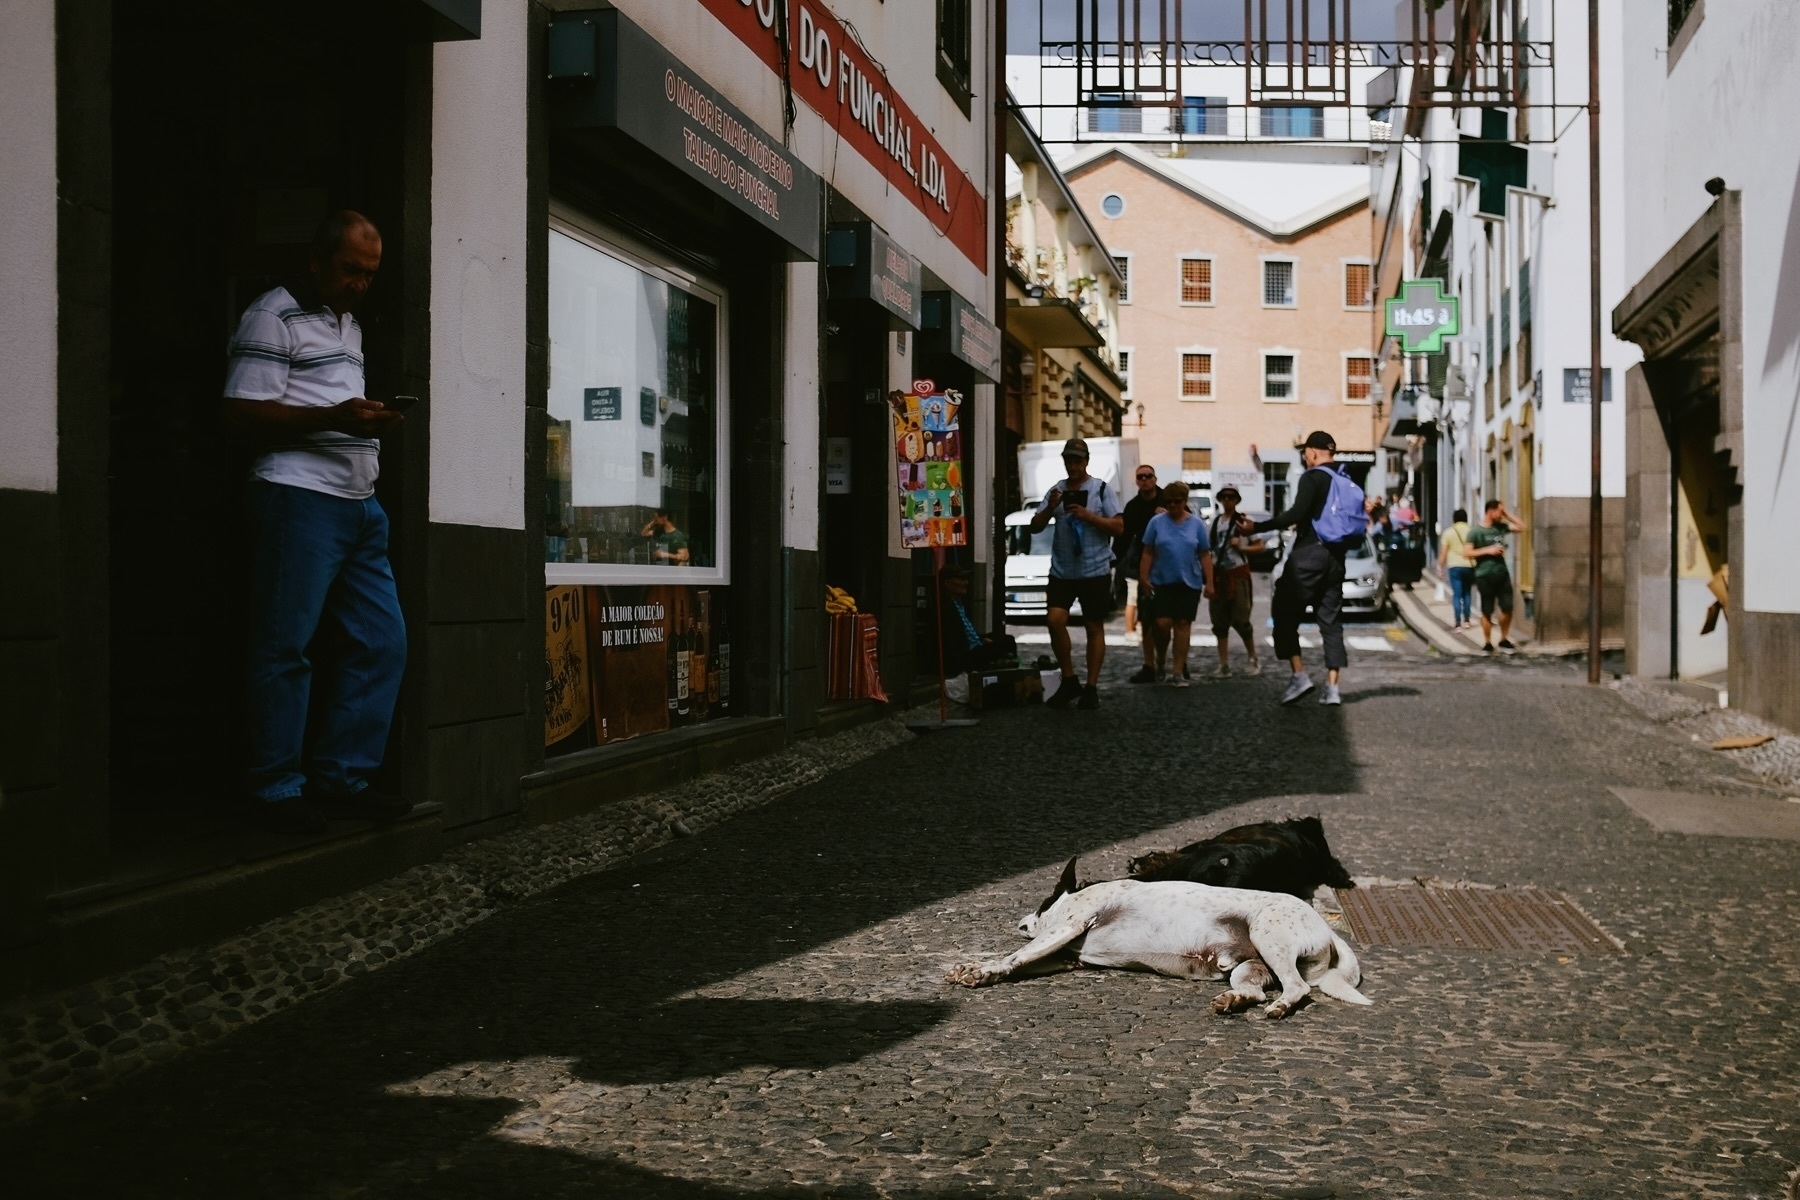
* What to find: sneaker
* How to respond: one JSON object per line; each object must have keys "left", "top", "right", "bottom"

{"left": 1128, "top": 666, "right": 1159, "bottom": 684}
{"left": 1078, "top": 684, "right": 1101, "bottom": 710}
{"left": 1320, "top": 683, "right": 1342, "bottom": 706}
{"left": 254, "top": 796, "right": 328, "bottom": 835}
{"left": 1498, "top": 639, "right": 1517, "bottom": 653}
{"left": 309, "top": 786, "right": 413, "bottom": 823}
{"left": 1213, "top": 663, "right": 1232, "bottom": 678}
{"left": 1045, "top": 676, "right": 1080, "bottom": 707}
{"left": 1244, "top": 658, "right": 1262, "bottom": 676}
{"left": 1483, "top": 642, "right": 1495, "bottom": 654}
{"left": 1279, "top": 674, "right": 1316, "bottom": 705}
{"left": 1169, "top": 676, "right": 1190, "bottom": 689}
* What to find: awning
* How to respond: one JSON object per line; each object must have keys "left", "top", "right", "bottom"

{"left": 1005, "top": 297, "right": 1103, "bottom": 350}
{"left": 922, "top": 290, "right": 1001, "bottom": 382}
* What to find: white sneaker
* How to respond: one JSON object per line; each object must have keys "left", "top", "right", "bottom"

{"left": 1245, "top": 659, "right": 1262, "bottom": 676}
{"left": 1169, "top": 675, "right": 1190, "bottom": 688}
{"left": 1320, "top": 683, "right": 1342, "bottom": 706}
{"left": 1280, "top": 674, "right": 1315, "bottom": 705}
{"left": 1214, "top": 663, "right": 1232, "bottom": 678}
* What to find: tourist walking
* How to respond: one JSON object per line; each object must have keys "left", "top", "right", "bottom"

{"left": 1120, "top": 465, "right": 1167, "bottom": 683}
{"left": 1245, "top": 431, "right": 1365, "bottom": 706}
{"left": 1137, "top": 481, "right": 1215, "bottom": 688}
{"left": 1437, "top": 507, "right": 1476, "bottom": 630}
{"left": 1206, "top": 485, "right": 1263, "bottom": 676}
{"left": 1468, "top": 499, "right": 1526, "bottom": 652}
{"left": 1032, "top": 437, "right": 1124, "bottom": 709}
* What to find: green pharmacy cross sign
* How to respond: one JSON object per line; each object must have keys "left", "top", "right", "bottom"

{"left": 1385, "top": 279, "right": 1462, "bottom": 354}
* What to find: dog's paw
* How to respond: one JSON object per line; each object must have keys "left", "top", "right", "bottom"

{"left": 944, "top": 963, "right": 1002, "bottom": 988}
{"left": 1211, "top": 990, "right": 1259, "bottom": 1015}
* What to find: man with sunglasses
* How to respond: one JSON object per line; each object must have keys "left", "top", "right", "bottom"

{"left": 1030, "top": 438, "right": 1125, "bottom": 709}
{"left": 1120, "top": 464, "right": 1167, "bottom": 683}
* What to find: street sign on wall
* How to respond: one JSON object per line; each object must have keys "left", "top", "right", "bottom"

{"left": 1384, "top": 279, "right": 1461, "bottom": 354}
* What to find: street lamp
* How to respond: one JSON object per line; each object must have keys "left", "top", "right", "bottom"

{"left": 1061, "top": 375, "right": 1076, "bottom": 433}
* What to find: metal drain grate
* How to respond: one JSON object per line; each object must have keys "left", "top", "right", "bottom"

{"left": 1337, "top": 886, "right": 1621, "bottom": 956}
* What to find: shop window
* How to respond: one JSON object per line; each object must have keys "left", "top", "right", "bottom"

{"left": 1113, "top": 253, "right": 1131, "bottom": 300}
{"left": 1180, "top": 256, "right": 1213, "bottom": 304}
{"left": 1263, "top": 259, "right": 1295, "bottom": 307}
{"left": 1180, "top": 351, "right": 1214, "bottom": 400}
{"left": 1345, "top": 355, "right": 1373, "bottom": 403}
{"left": 1263, "top": 353, "right": 1296, "bottom": 401}
{"left": 1343, "top": 261, "right": 1373, "bottom": 308}
{"left": 546, "top": 226, "right": 726, "bottom": 583}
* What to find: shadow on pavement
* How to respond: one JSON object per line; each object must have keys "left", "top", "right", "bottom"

{"left": 2, "top": 688, "right": 1361, "bottom": 1197}
{"left": 1337, "top": 685, "right": 1423, "bottom": 703}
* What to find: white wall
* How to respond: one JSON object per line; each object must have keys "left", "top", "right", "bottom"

{"left": 783, "top": 262, "right": 821, "bottom": 552}
{"left": 429, "top": 2, "right": 530, "bottom": 529}
{"left": 0, "top": 1, "right": 59, "bottom": 493}
{"left": 1621, "top": 0, "right": 1800, "bottom": 613}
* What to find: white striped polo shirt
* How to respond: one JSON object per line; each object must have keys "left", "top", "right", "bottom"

{"left": 223, "top": 286, "right": 379, "bottom": 500}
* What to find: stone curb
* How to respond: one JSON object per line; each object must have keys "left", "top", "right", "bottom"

{"left": 1611, "top": 675, "right": 1800, "bottom": 795}
{"left": 0, "top": 718, "right": 916, "bottom": 1126}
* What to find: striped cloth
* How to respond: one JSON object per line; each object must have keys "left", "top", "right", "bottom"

{"left": 224, "top": 286, "right": 379, "bottom": 499}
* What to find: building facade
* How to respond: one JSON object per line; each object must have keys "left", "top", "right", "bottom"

{"left": 0, "top": 0, "right": 1000, "bottom": 998}
{"left": 1368, "top": 0, "right": 1634, "bottom": 649}
{"left": 1613, "top": 0, "right": 1800, "bottom": 729}
{"left": 1062, "top": 145, "right": 1382, "bottom": 512}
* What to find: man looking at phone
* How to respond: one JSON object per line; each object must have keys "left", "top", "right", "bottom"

{"left": 1031, "top": 437, "right": 1124, "bottom": 709}
{"left": 222, "top": 210, "right": 410, "bottom": 833}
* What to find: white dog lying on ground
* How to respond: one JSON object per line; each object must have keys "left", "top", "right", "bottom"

{"left": 945, "top": 857, "right": 1371, "bottom": 1018}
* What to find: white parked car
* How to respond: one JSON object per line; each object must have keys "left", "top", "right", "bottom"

{"left": 1268, "top": 532, "right": 1390, "bottom": 617}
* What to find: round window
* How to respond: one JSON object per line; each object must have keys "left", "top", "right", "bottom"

{"left": 1100, "top": 193, "right": 1126, "bottom": 218}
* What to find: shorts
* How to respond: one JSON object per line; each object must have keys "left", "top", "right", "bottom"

{"left": 1147, "top": 582, "right": 1201, "bottom": 623}
{"left": 1476, "top": 571, "right": 1514, "bottom": 616}
{"left": 1047, "top": 574, "right": 1113, "bottom": 623}
{"left": 1209, "top": 570, "right": 1254, "bottom": 635}
{"left": 1124, "top": 576, "right": 1139, "bottom": 608}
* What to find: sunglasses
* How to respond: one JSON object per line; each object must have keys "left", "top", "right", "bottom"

{"left": 1135, "top": 472, "right": 1155, "bottom": 479}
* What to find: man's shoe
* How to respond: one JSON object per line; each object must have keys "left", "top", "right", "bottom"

{"left": 1498, "top": 639, "right": 1517, "bottom": 653}
{"left": 1128, "top": 666, "right": 1158, "bottom": 684}
{"left": 1245, "top": 658, "right": 1262, "bottom": 676}
{"left": 1320, "top": 683, "right": 1342, "bottom": 706}
{"left": 1279, "top": 674, "right": 1315, "bottom": 705}
{"left": 1077, "top": 684, "right": 1101, "bottom": 710}
{"left": 1483, "top": 642, "right": 1496, "bottom": 654}
{"left": 1169, "top": 675, "right": 1190, "bottom": 689}
{"left": 1213, "top": 663, "right": 1232, "bottom": 678}
{"left": 1045, "top": 676, "right": 1080, "bottom": 708}
{"left": 309, "top": 786, "right": 412, "bottom": 823}
{"left": 254, "top": 797, "right": 328, "bottom": 835}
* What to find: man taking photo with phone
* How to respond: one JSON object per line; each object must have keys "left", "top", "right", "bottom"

{"left": 1031, "top": 437, "right": 1124, "bottom": 709}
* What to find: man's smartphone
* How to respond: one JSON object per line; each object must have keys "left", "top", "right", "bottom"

{"left": 1063, "top": 489, "right": 1088, "bottom": 510}
{"left": 387, "top": 394, "right": 422, "bottom": 413}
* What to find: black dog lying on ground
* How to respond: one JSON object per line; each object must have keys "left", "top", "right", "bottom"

{"left": 1126, "top": 816, "right": 1355, "bottom": 900}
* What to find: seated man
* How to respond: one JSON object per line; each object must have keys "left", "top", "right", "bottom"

{"left": 936, "top": 564, "right": 1016, "bottom": 676}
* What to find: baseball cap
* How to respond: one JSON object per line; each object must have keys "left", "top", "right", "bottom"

{"left": 1302, "top": 430, "right": 1337, "bottom": 451}
{"left": 1061, "top": 437, "right": 1090, "bottom": 458}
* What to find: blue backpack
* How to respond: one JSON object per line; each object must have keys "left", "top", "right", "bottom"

{"left": 1308, "top": 465, "right": 1367, "bottom": 545}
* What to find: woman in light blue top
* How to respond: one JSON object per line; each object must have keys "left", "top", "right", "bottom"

{"left": 1137, "top": 480, "right": 1216, "bottom": 686}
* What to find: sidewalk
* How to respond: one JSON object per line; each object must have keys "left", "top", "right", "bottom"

{"left": 1393, "top": 569, "right": 1623, "bottom": 659}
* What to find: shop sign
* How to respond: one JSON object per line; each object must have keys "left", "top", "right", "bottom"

{"left": 697, "top": 0, "right": 988, "bottom": 271}
{"left": 1384, "top": 279, "right": 1461, "bottom": 354}
{"left": 825, "top": 437, "right": 852, "bottom": 494}
{"left": 1333, "top": 450, "right": 1380, "bottom": 465}
{"left": 583, "top": 386, "right": 622, "bottom": 421}
{"left": 1212, "top": 467, "right": 1264, "bottom": 497}
{"left": 544, "top": 586, "right": 592, "bottom": 745}
{"left": 892, "top": 378, "right": 966, "bottom": 548}
{"left": 1562, "top": 367, "right": 1613, "bottom": 403}
{"left": 639, "top": 386, "right": 657, "bottom": 426}
{"left": 828, "top": 222, "right": 921, "bottom": 329}
{"left": 922, "top": 290, "right": 1002, "bottom": 383}
{"left": 549, "top": 10, "right": 822, "bottom": 259}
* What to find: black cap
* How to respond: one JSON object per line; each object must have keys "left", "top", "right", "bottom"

{"left": 1303, "top": 430, "right": 1337, "bottom": 451}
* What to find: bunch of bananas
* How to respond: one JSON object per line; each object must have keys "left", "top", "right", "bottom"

{"left": 825, "top": 586, "right": 858, "bottom": 615}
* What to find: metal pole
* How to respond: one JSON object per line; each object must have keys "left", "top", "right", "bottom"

{"left": 993, "top": 0, "right": 1008, "bottom": 637}
{"left": 1586, "top": 0, "right": 1602, "bottom": 683}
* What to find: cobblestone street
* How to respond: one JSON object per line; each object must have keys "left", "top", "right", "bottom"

{"left": 6, "top": 620, "right": 1800, "bottom": 1199}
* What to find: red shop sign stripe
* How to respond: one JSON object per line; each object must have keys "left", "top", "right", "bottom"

{"left": 698, "top": 0, "right": 989, "bottom": 271}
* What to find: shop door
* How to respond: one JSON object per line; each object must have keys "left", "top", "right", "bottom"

{"left": 108, "top": 3, "right": 417, "bottom": 836}
{"left": 822, "top": 314, "right": 893, "bottom": 624}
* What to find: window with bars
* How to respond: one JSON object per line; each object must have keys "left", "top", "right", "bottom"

{"left": 1263, "top": 260, "right": 1295, "bottom": 307}
{"left": 1180, "top": 257, "right": 1213, "bottom": 304}
{"left": 1174, "top": 96, "right": 1228, "bottom": 135}
{"left": 1118, "top": 349, "right": 1132, "bottom": 396}
{"left": 1343, "top": 262, "right": 1373, "bottom": 308}
{"left": 1345, "top": 356, "right": 1373, "bottom": 403}
{"left": 1180, "top": 352, "right": 1214, "bottom": 400}
{"left": 1259, "top": 106, "right": 1324, "bottom": 138}
{"left": 1182, "top": 447, "right": 1213, "bottom": 472}
{"left": 1263, "top": 353, "right": 1295, "bottom": 401}
{"left": 1089, "top": 94, "right": 1143, "bottom": 134}
{"left": 1113, "top": 254, "right": 1131, "bottom": 302}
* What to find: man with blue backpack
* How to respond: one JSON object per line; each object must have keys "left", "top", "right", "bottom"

{"left": 1240, "top": 430, "right": 1367, "bottom": 706}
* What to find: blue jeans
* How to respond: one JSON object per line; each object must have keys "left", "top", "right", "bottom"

{"left": 246, "top": 482, "right": 407, "bottom": 802}
{"left": 1448, "top": 566, "right": 1476, "bottom": 626}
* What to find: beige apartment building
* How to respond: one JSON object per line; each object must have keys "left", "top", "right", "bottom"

{"left": 1060, "top": 146, "right": 1381, "bottom": 513}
